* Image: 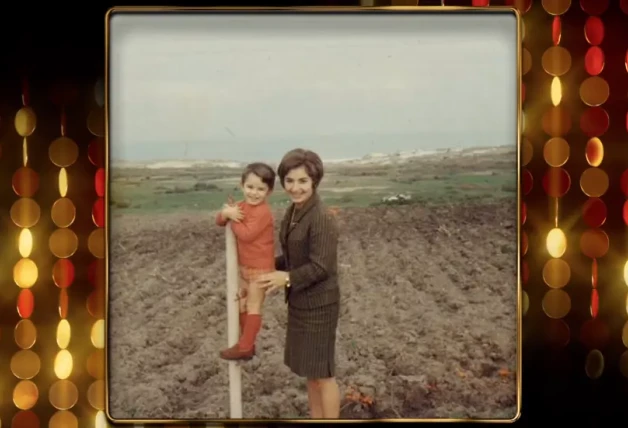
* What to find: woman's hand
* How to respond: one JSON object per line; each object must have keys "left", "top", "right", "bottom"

{"left": 256, "top": 271, "right": 289, "bottom": 295}
{"left": 221, "top": 204, "right": 243, "bottom": 222}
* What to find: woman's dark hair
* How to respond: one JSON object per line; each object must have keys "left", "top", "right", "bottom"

{"left": 277, "top": 149, "right": 324, "bottom": 189}
{"left": 241, "top": 162, "right": 276, "bottom": 191}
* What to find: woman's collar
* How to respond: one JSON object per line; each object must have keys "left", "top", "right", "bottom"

{"left": 290, "top": 192, "right": 320, "bottom": 224}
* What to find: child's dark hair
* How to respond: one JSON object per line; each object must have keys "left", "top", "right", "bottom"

{"left": 241, "top": 162, "right": 276, "bottom": 191}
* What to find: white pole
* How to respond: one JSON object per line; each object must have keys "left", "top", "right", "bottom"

{"left": 225, "top": 223, "right": 242, "bottom": 418}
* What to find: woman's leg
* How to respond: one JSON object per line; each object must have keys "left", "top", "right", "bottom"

{"left": 306, "top": 379, "right": 324, "bottom": 418}
{"left": 318, "top": 377, "right": 340, "bottom": 418}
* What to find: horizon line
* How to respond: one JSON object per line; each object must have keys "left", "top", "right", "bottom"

{"left": 110, "top": 143, "right": 516, "bottom": 165}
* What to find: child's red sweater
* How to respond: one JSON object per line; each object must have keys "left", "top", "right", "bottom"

{"left": 216, "top": 201, "right": 275, "bottom": 271}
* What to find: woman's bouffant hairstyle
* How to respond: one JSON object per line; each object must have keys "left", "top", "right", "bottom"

{"left": 277, "top": 149, "right": 324, "bottom": 189}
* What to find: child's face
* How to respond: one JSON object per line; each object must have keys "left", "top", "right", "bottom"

{"left": 241, "top": 173, "right": 271, "bottom": 206}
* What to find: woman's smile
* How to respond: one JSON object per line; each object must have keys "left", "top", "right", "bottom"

{"left": 290, "top": 191, "right": 306, "bottom": 200}
{"left": 284, "top": 166, "right": 314, "bottom": 206}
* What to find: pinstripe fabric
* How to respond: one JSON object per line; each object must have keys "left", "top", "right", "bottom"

{"left": 285, "top": 301, "right": 339, "bottom": 379}
{"left": 278, "top": 193, "right": 340, "bottom": 308}
{"left": 275, "top": 192, "right": 340, "bottom": 378}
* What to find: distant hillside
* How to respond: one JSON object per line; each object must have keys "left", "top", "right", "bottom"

{"left": 111, "top": 145, "right": 515, "bottom": 170}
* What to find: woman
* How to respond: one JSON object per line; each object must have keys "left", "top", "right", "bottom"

{"left": 256, "top": 148, "right": 341, "bottom": 419}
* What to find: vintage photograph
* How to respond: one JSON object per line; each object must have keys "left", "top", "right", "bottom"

{"left": 107, "top": 11, "right": 519, "bottom": 421}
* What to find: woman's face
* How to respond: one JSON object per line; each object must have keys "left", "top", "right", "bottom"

{"left": 284, "top": 166, "right": 314, "bottom": 206}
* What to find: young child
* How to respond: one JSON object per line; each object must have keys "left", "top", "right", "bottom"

{"left": 215, "top": 162, "right": 276, "bottom": 361}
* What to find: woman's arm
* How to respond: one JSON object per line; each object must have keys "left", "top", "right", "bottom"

{"left": 287, "top": 211, "right": 338, "bottom": 292}
{"left": 275, "top": 255, "right": 286, "bottom": 271}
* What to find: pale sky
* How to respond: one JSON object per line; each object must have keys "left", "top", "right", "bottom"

{"left": 108, "top": 12, "right": 517, "bottom": 163}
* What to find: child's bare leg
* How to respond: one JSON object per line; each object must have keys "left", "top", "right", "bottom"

{"left": 246, "top": 278, "right": 266, "bottom": 315}
{"left": 238, "top": 276, "right": 249, "bottom": 312}
{"left": 238, "top": 277, "right": 249, "bottom": 335}
{"left": 232, "top": 276, "right": 267, "bottom": 353}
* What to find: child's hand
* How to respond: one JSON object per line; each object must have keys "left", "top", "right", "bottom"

{"left": 222, "top": 204, "right": 243, "bottom": 222}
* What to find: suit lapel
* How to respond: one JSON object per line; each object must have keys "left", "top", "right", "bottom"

{"left": 280, "top": 206, "right": 291, "bottom": 246}
{"left": 281, "top": 194, "right": 320, "bottom": 304}
{"left": 288, "top": 193, "right": 320, "bottom": 235}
